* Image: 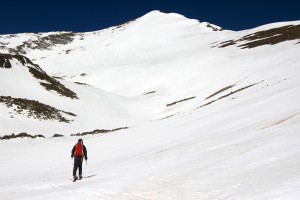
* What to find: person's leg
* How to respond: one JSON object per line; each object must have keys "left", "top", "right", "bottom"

{"left": 79, "top": 159, "right": 83, "bottom": 179}
{"left": 73, "top": 158, "right": 80, "bottom": 179}
{"left": 73, "top": 159, "right": 77, "bottom": 176}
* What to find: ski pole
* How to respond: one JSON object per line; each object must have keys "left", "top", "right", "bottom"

{"left": 71, "top": 157, "right": 74, "bottom": 180}
{"left": 86, "top": 159, "right": 89, "bottom": 177}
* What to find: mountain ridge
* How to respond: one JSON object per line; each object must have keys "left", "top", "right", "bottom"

{"left": 0, "top": 11, "right": 299, "bottom": 137}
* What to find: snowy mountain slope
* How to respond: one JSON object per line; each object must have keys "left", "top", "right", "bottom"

{"left": 0, "top": 11, "right": 225, "bottom": 94}
{"left": 0, "top": 10, "right": 300, "bottom": 199}
{"left": 1, "top": 77, "right": 300, "bottom": 199}
{"left": 0, "top": 54, "right": 152, "bottom": 137}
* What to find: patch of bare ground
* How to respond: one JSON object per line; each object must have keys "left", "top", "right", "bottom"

{"left": 1, "top": 54, "right": 77, "bottom": 99}
{"left": 159, "top": 114, "right": 175, "bottom": 120}
{"left": 0, "top": 53, "right": 40, "bottom": 69}
{"left": 166, "top": 96, "right": 196, "bottom": 107}
{"left": 29, "top": 67, "right": 78, "bottom": 99}
{"left": 143, "top": 91, "right": 156, "bottom": 95}
{"left": 0, "top": 54, "right": 12, "bottom": 68}
{"left": 205, "top": 85, "right": 235, "bottom": 100}
{"left": 52, "top": 76, "right": 63, "bottom": 80}
{"left": 8, "top": 32, "right": 76, "bottom": 54}
{"left": 71, "top": 127, "right": 129, "bottom": 136}
{"left": 113, "top": 20, "right": 135, "bottom": 31}
{"left": 218, "top": 24, "right": 300, "bottom": 49}
{"left": 65, "top": 49, "right": 72, "bottom": 54}
{"left": 197, "top": 83, "right": 259, "bottom": 109}
{"left": 52, "top": 134, "right": 64, "bottom": 137}
{"left": 0, "top": 133, "right": 45, "bottom": 140}
{"left": 0, "top": 96, "right": 76, "bottom": 123}
{"left": 74, "top": 82, "right": 89, "bottom": 86}
{"left": 206, "top": 23, "right": 223, "bottom": 31}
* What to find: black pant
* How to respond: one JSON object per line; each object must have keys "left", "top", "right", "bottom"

{"left": 73, "top": 157, "right": 83, "bottom": 176}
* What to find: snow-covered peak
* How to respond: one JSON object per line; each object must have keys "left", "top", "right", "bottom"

{"left": 138, "top": 10, "right": 222, "bottom": 31}
{"left": 130, "top": 10, "right": 222, "bottom": 36}
{"left": 138, "top": 10, "right": 193, "bottom": 24}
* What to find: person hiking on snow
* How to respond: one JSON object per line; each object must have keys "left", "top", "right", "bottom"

{"left": 71, "top": 138, "right": 88, "bottom": 181}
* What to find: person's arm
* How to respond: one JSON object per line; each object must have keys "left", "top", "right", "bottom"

{"left": 71, "top": 145, "right": 76, "bottom": 157}
{"left": 83, "top": 145, "right": 88, "bottom": 160}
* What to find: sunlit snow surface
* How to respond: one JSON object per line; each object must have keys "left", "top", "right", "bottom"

{"left": 0, "top": 11, "right": 300, "bottom": 199}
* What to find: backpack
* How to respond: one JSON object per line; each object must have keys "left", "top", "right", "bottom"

{"left": 75, "top": 143, "right": 84, "bottom": 157}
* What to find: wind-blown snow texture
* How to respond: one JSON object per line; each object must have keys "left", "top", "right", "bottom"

{"left": 0, "top": 11, "right": 300, "bottom": 199}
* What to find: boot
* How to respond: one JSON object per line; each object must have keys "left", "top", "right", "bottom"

{"left": 73, "top": 175, "right": 78, "bottom": 182}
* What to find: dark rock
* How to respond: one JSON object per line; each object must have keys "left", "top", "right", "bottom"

{"left": 0, "top": 96, "right": 76, "bottom": 123}
{"left": 53, "top": 134, "right": 64, "bottom": 137}
{"left": 29, "top": 67, "right": 78, "bottom": 99}
{"left": 71, "top": 127, "right": 129, "bottom": 136}
{"left": 218, "top": 24, "right": 300, "bottom": 49}
{"left": 8, "top": 32, "right": 76, "bottom": 55}
{"left": 0, "top": 132, "right": 45, "bottom": 140}
{"left": 166, "top": 96, "right": 196, "bottom": 107}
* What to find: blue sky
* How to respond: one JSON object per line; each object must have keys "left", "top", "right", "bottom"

{"left": 1, "top": 0, "right": 299, "bottom": 34}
